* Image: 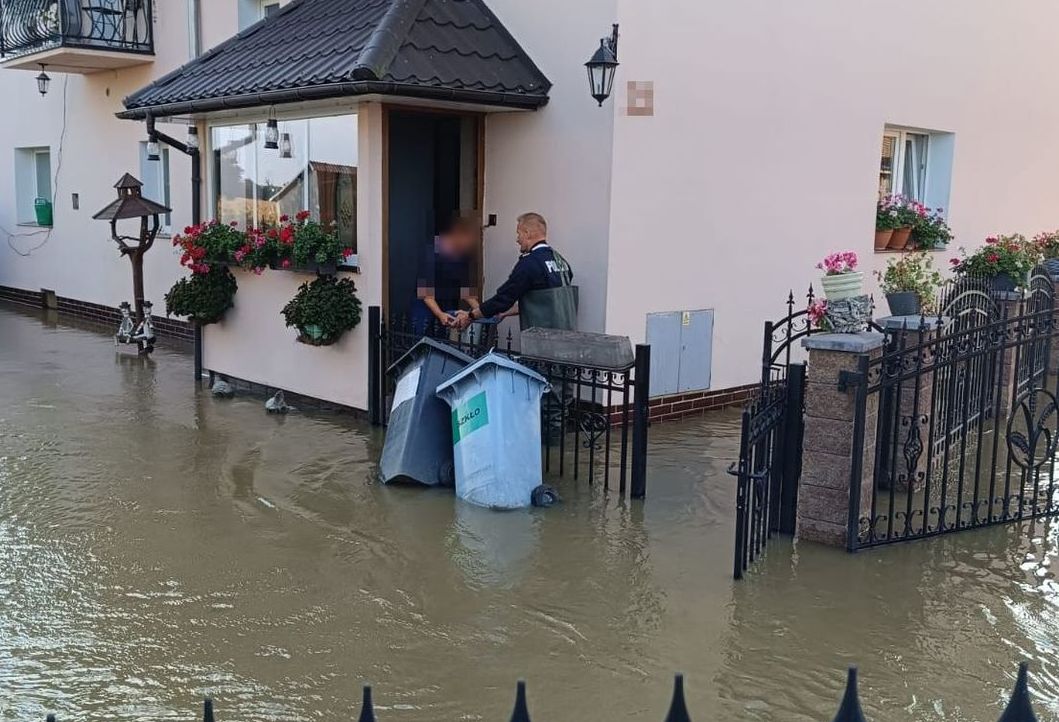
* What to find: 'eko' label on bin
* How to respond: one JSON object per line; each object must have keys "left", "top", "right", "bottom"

{"left": 452, "top": 391, "right": 489, "bottom": 444}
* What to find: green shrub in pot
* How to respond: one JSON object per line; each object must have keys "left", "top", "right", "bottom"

{"left": 281, "top": 275, "right": 362, "bottom": 346}
{"left": 875, "top": 252, "right": 942, "bottom": 317}
{"left": 164, "top": 266, "right": 239, "bottom": 325}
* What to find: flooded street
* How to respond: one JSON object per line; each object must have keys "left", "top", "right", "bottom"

{"left": 3, "top": 304, "right": 1059, "bottom": 722}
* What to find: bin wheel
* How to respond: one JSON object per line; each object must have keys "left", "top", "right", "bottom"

{"left": 531, "top": 485, "right": 560, "bottom": 508}
{"left": 439, "top": 460, "right": 456, "bottom": 488}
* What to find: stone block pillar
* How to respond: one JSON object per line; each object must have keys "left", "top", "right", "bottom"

{"left": 797, "top": 332, "right": 884, "bottom": 547}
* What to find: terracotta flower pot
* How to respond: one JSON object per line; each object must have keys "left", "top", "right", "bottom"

{"left": 874, "top": 228, "right": 895, "bottom": 251}
{"left": 820, "top": 271, "right": 864, "bottom": 300}
{"left": 888, "top": 227, "right": 913, "bottom": 250}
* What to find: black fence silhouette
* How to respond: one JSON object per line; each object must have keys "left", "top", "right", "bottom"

{"left": 39, "top": 663, "right": 1041, "bottom": 722}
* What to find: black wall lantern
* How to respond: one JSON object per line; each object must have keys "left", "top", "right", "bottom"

{"left": 36, "top": 64, "right": 50, "bottom": 97}
{"left": 265, "top": 108, "right": 279, "bottom": 150}
{"left": 279, "top": 131, "right": 293, "bottom": 159}
{"left": 586, "top": 24, "right": 619, "bottom": 107}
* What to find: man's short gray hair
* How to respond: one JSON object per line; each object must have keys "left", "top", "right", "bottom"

{"left": 517, "top": 212, "right": 548, "bottom": 234}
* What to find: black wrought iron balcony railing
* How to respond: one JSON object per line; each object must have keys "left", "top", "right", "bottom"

{"left": 0, "top": 0, "right": 154, "bottom": 60}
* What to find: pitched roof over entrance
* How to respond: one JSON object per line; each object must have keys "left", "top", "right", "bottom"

{"left": 119, "top": 0, "right": 551, "bottom": 119}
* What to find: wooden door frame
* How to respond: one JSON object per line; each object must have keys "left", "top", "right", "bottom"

{"left": 380, "top": 105, "right": 486, "bottom": 316}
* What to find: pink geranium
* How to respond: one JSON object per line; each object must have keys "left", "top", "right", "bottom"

{"left": 816, "top": 251, "right": 859, "bottom": 276}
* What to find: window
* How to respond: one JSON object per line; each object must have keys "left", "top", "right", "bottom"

{"left": 14, "top": 147, "right": 51, "bottom": 225}
{"left": 877, "top": 124, "right": 955, "bottom": 216}
{"left": 139, "top": 142, "right": 172, "bottom": 232}
{"left": 238, "top": 0, "right": 280, "bottom": 29}
{"left": 210, "top": 113, "right": 358, "bottom": 264}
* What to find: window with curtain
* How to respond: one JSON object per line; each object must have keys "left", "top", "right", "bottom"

{"left": 879, "top": 128, "right": 930, "bottom": 201}
{"left": 210, "top": 114, "right": 358, "bottom": 260}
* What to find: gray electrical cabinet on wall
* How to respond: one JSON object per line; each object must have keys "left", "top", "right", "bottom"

{"left": 646, "top": 310, "right": 714, "bottom": 397}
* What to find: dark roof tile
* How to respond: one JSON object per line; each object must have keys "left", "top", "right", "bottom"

{"left": 121, "top": 0, "right": 549, "bottom": 118}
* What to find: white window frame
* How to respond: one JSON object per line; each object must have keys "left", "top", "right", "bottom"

{"left": 14, "top": 146, "right": 52, "bottom": 225}
{"left": 882, "top": 127, "right": 931, "bottom": 203}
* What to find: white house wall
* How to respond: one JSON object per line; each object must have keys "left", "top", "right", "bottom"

{"left": 0, "top": 1, "right": 196, "bottom": 314}
{"left": 605, "top": 0, "right": 1059, "bottom": 392}
{"left": 482, "top": 0, "right": 618, "bottom": 336}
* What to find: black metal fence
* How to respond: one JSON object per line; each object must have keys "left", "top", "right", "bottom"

{"left": 0, "top": 0, "right": 155, "bottom": 59}
{"left": 40, "top": 663, "right": 1041, "bottom": 722}
{"left": 367, "top": 308, "right": 650, "bottom": 499}
{"left": 845, "top": 268, "right": 1059, "bottom": 550}
{"left": 729, "top": 289, "right": 824, "bottom": 579}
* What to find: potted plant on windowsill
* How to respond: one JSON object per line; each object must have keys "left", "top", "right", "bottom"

{"left": 875, "top": 198, "right": 900, "bottom": 250}
{"left": 281, "top": 275, "right": 362, "bottom": 346}
{"left": 950, "top": 234, "right": 1041, "bottom": 292}
{"left": 875, "top": 252, "right": 942, "bottom": 317}
{"left": 173, "top": 220, "right": 247, "bottom": 272}
{"left": 1033, "top": 231, "right": 1059, "bottom": 277}
{"left": 885, "top": 196, "right": 925, "bottom": 250}
{"left": 910, "top": 206, "right": 953, "bottom": 251}
{"left": 289, "top": 211, "right": 353, "bottom": 275}
{"left": 163, "top": 266, "right": 239, "bottom": 325}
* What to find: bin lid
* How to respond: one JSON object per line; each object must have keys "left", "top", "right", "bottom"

{"left": 387, "top": 337, "right": 475, "bottom": 377}
{"left": 435, "top": 351, "right": 548, "bottom": 396}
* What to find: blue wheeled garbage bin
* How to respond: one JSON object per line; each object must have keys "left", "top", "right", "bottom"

{"left": 435, "top": 352, "right": 550, "bottom": 509}
{"left": 381, "top": 338, "right": 474, "bottom": 487}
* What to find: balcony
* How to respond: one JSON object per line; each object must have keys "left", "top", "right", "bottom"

{"left": 0, "top": 0, "right": 153, "bottom": 74}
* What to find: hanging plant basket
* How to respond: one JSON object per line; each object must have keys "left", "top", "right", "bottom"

{"left": 282, "top": 276, "right": 362, "bottom": 347}
{"left": 163, "top": 266, "right": 238, "bottom": 326}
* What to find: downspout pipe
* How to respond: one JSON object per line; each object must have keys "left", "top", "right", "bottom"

{"left": 147, "top": 115, "right": 204, "bottom": 383}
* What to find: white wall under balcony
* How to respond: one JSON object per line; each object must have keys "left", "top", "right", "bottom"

{"left": 482, "top": 0, "right": 617, "bottom": 336}
{"left": 0, "top": 0, "right": 197, "bottom": 313}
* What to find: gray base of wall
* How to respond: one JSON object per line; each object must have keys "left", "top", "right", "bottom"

{"left": 203, "top": 370, "right": 368, "bottom": 417}
{"left": 0, "top": 284, "right": 194, "bottom": 342}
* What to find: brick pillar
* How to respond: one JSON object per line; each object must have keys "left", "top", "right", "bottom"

{"left": 797, "top": 332, "right": 884, "bottom": 547}
{"left": 876, "top": 315, "right": 941, "bottom": 492}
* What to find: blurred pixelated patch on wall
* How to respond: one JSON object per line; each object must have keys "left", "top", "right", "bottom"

{"left": 626, "top": 81, "right": 654, "bottom": 116}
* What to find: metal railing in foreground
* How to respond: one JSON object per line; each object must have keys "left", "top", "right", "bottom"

{"left": 37, "top": 663, "right": 1042, "bottom": 722}
{"left": 0, "top": 0, "right": 155, "bottom": 59}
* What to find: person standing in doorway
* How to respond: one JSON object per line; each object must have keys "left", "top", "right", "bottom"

{"left": 411, "top": 215, "right": 482, "bottom": 332}
{"left": 456, "top": 213, "right": 576, "bottom": 331}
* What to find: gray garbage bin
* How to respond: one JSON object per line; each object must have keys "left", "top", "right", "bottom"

{"left": 381, "top": 338, "right": 474, "bottom": 487}
{"left": 435, "top": 352, "right": 550, "bottom": 509}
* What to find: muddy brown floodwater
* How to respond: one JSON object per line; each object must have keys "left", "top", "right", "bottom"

{"left": 2, "top": 304, "right": 1059, "bottom": 722}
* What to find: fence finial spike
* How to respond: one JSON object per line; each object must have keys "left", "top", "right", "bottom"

{"left": 357, "top": 685, "right": 377, "bottom": 722}
{"left": 830, "top": 667, "right": 867, "bottom": 722}
{"left": 510, "top": 680, "right": 531, "bottom": 722}
{"left": 997, "top": 663, "right": 1037, "bottom": 722}
{"left": 662, "top": 673, "right": 692, "bottom": 722}
{"left": 202, "top": 698, "right": 214, "bottom": 722}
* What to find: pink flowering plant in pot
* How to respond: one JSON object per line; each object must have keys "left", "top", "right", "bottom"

{"left": 817, "top": 251, "right": 864, "bottom": 300}
{"left": 950, "top": 234, "right": 1040, "bottom": 291}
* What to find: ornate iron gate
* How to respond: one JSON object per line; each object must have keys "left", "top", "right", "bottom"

{"left": 730, "top": 291, "right": 814, "bottom": 579}
{"left": 845, "top": 267, "right": 1059, "bottom": 550}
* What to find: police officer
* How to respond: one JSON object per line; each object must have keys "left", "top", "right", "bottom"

{"left": 456, "top": 213, "right": 576, "bottom": 331}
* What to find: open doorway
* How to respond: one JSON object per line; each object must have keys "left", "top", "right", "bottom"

{"left": 386, "top": 110, "right": 482, "bottom": 322}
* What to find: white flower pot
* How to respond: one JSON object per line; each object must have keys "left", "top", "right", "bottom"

{"left": 820, "top": 272, "right": 864, "bottom": 301}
